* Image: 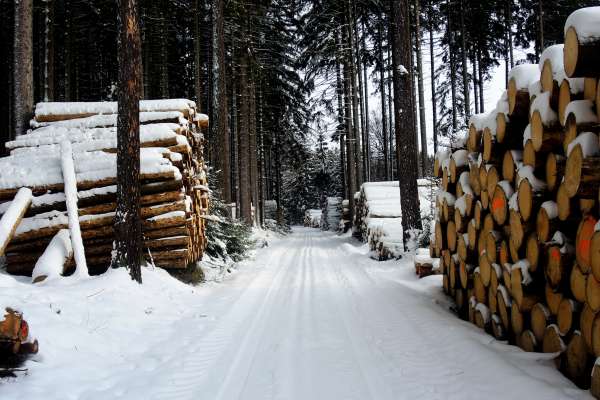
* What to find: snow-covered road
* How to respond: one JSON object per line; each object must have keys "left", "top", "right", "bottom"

{"left": 1, "top": 228, "right": 591, "bottom": 399}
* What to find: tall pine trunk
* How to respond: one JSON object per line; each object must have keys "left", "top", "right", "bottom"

{"left": 390, "top": 0, "right": 423, "bottom": 248}
{"left": 428, "top": 1, "right": 438, "bottom": 155}
{"left": 212, "top": 0, "right": 231, "bottom": 204}
{"left": 336, "top": 48, "right": 348, "bottom": 200}
{"left": 194, "top": 0, "right": 202, "bottom": 109}
{"left": 414, "top": 0, "right": 428, "bottom": 174}
{"left": 13, "top": 0, "right": 33, "bottom": 138}
{"left": 114, "top": 0, "right": 142, "bottom": 283}
{"left": 478, "top": 46, "right": 484, "bottom": 112}
{"left": 341, "top": 22, "right": 357, "bottom": 214}
{"left": 447, "top": 3, "right": 457, "bottom": 132}
{"left": 346, "top": 3, "right": 363, "bottom": 188}
{"left": 238, "top": 44, "right": 252, "bottom": 224}
{"left": 43, "top": 0, "right": 55, "bottom": 102}
{"left": 361, "top": 21, "right": 370, "bottom": 181}
{"left": 378, "top": 15, "right": 389, "bottom": 180}
{"left": 459, "top": 0, "right": 470, "bottom": 122}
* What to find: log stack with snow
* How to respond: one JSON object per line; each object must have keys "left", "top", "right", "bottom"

{"left": 0, "top": 99, "right": 209, "bottom": 278}
{"left": 321, "top": 197, "right": 342, "bottom": 231}
{"left": 353, "top": 180, "right": 433, "bottom": 261}
{"left": 432, "top": 7, "right": 600, "bottom": 397}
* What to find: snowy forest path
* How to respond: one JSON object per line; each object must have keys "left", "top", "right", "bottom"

{"left": 148, "top": 227, "right": 588, "bottom": 400}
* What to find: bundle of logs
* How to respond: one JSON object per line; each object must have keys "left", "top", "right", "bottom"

{"left": 431, "top": 7, "right": 600, "bottom": 396}
{"left": 0, "top": 99, "right": 209, "bottom": 278}
{"left": 321, "top": 197, "right": 342, "bottom": 232}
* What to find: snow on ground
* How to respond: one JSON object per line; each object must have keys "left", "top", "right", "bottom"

{"left": 0, "top": 228, "right": 590, "bottom": 400}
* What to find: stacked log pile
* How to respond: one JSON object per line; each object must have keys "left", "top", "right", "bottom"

{"left": 339, "top": 199, "right": 351, "bottom": 232}
{"left": 431, "top": 7, "right": 600, "bottom": 396}
{"left": 304, "top": 209, "right": 322, "bottom": 228}
{"left": 0, "top": 99, "right": 209, "bottom": 277}
{"left": 321, "top": 197, "right": 342, "bottom": 231}
{"left": 353, "top": 180, "right": 434, "bottom": 260}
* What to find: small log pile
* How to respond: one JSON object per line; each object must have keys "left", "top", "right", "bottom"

{"left": 0, "top": 308, "right": 38, "bottom": 357}
{"left": 339, "top": 199, "right": 351, "bottom": 232}
{"left": 414, "top": 248, "right": 438, "bottom": 278}
{"left": 432, "top": 7, "right": 600, "bottom": 396}
{"left": 304, "top": 209, "right": 322, "bottom": 228}
{"left": 0, "top": 99, "right": 209, "bottom": 277}
{"left": 354, "top": 180, "right": 434, "bottom": 260}
{"left": 321, "top": 197, "right": 342, "bottom": 231}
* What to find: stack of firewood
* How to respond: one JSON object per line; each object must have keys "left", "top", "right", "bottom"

{"left": 432, "top": 7, "right": 600, "bottom": 396}
{"left": 321, "top": 197, "right": 342, "bottom": 231}
{"left": 0, "top": 99, "right": 209, "bottom": 276}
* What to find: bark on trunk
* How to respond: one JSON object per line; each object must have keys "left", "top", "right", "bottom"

{"left": 114, "top": 0, "right": 143, "bottom": 283}
{"left": 428, "top": 1, "right": 438, "bottom": 155}
{"left": 459, "top": 0, "right": 470, "bottom": 122}
{"left": 13, "top": 0, "right": 33, "bottom": 138}
{"left": 378, "top": 15, "right": 390, "bottom": 179}
{"left": 212, "top": 0, "right": 231, "bottom": 204}
{"left": 415, "top": 0, "right": 428, "bottom": 174}
{"left": 390, "top": 0, "right": 423, "bottom": 248}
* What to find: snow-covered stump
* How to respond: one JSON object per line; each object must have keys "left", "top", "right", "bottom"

{"left": 0, "top": 188, "right": 32, "bottom": 256}
{"left": 0, "top": 100, "right": 210, "bottom": 276}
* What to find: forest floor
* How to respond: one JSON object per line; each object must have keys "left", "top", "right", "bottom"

{"left": 0, "top": 227, "right": 592, "bottom": 399}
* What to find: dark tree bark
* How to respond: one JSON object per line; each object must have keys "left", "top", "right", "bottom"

{"left": 194, "top": 0, "right": 202, "bottom": 110}
{"left": 238, "top": 45, "right": 252, "bottom": 224}
{"left": 43, "top": 0, "right": 55, "bottom": 101}
{"left": 472, "top": 51, "right": 479, "bottom": 114}
{"left": 13, "top": 0, "right": 33, "bottom": 138}
{"left": 336, "top": 46, "right": 348, "bottom": 199}
{"left": 346, "top": 2, "right": 363, "bottom": 188}
{"left": 340, "top": 22, "right": 357, "bottom": 214}
{"left": 459, "top": 0, "right": 470, "bottom": 122}
{"left": 390, "top": 0, "right": 423, "bottom": 248}
{"left": 414, "top": 0, "right": 428, "bottom": 174}
{"left": 159, "top": 2, "right": 169, "bottom": 98}
{"left": 428, "top": 0, "right": 438, "bottom": 155}
{"left": 447, "top": 2, "right": 458, "bottom": 131}
{"left": 361, "top": 21, "right": 370, "bottom": 181}
{"left": 478, "top": 46, "right": 484, "bottom": 112}
{"left": 212, "top": 0, "right": 231, "bottom": 204}
{"left": 378, "top": 15, "right": 390, "bottom": 180}
{"left": 113, "top": 0, "right": 142, "bottom": 283}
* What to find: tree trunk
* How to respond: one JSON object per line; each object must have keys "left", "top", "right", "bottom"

{"left": 538, "top": 0, "right": 544, "bottom": 58}
{"left": 13, "top": 0, "right": 33, "bottom": 138}
{"left": 346, "top": 3, "right": 363, "bottom": 188}
{"left": 43, "top": 0, "right": 55, "bottom": 102}
{"left": 361, "top": 21, "right": 370, "bottom": 181}
{"left": 212, "top": 0, "right": 231, "bottom": 204}
{"left": 159, "top": 2, "right": 169, "bottom": 98}
{"left": 238, "top": 45, "right": 252, "bottom": 224}
{"left": 378, "top": 15, "right": 390, "bottom": 180}
{"left": 390, "top": 0, "right": 423, "bottom": 248}
{"left": 341, "top": 22, "right": 357, "bottom": 214}
{"left": 428, "top": 1, "right": 438, "bottom": 155}
{"left": 459, "top": 0, "right": 470, "bottom": 122}
{"left": 472, "top": 51, "right": 479, "bottom": 114}
{"left": 114, "top": 0, "right": 143, "bottom": 283}
{"left": 249, "top": 71, "right": 259, "bottom": 226}
{"left": 447, "top": 3, "right": 458, "bottom": 131}
{"left": 387, "top": 27, "right": 395, "bottom": 179}
{"left": 336, "top": 43, "right": 348, "bottom": 199}
{"left": 414, "top": 0, "right": 428, "bottom": 174}
{"left": 194, "top": 0, "right": 202, "bottom": 110}
{"left": 478, "top": 46, "right": 484, "bottom": 112}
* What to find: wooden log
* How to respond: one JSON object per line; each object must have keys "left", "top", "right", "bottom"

{"left": 582, "top": 303, "right": 597, "bottom": 351}
{"left": 467, "top": 219, "right": 478, "bottom": 251}
{"left": 449, "top": 150, "right": 469, "bottom": 184}
{"left": 454, "top": 289, "right": 468, "bottom": 320}
{"left": 589, "top": 272, "right": 600, "bottom": 314}
{"left": 482, "top": 128, "right": 504, "bottom": 164}
{"left": 497, "top": 285, "right": 511, "bottom": 331}
{"left": 522, "top": 140, "right": 545, "bottom": 174}
{"left": 545, "top": 242, "right": 575, "bottom": 290}
{"left": 557, "top": 298, "right": 581, "bottom": 337}
{"left": 457, "top": 234, "right": 475, "bottom": 263}
{"left": 558, "top": 79, "right": 585, "bottom": 126}
{"left": 516, "top": 176, "right": 545, "bottom": 223}
{"left": 502, "top": 150, "right": 522, "bottom": 183}
{"left": 585, "top": 78, "right": 598, "bottom": 101}
{"left": 491, "top": 181, "right": 513, "bottom": 226}
{"left": 592, "top": 360, "right": 600, "bottom": 398}
{"left": 474, "top": 268, "right": 487, "bottom": 304}
{"left": 530, "top": 110, "right": 563, "bottom": 153}
{"left": 0, "top": 188, "right": 32, "bottom": 256}
{"left": 531, "top": 302, "right": 552, "bottom": 343}
{"left": 496, "top": 113, "right": 527, "bottom": 148}
{"left": 591, "top": 311, "right": 600, "bottom": 356}
{"left": 557, "top": 183, "right": 579, "bottom": 221}
{"left": 485, "top": 230, "right": 502, "bottom": 264}
{"left": 509, "top": 209, "right": 534, "bottom": 250}
{"left": 459, "top": 260, "right": 474, "bottom": 290}
{"left": 446, "top": 220, "right": 457, "bottom": 252}
{"left": 474, "top": 303, "right": 491, "bottom": 331}
{"left": 564, "top": 139, "right": 600, "bottom": 198}
{"left": 577, "top": 215, "right": 598, "bottom": 272}
{"left": 563, "top": 111, "right": 600, "bottom": 154}
{"left": 491, "top": 314, "right": 506, "bottom": 340}
{"left": 564, "top": 331, "right": 591, "bottom": 389}
{"left": 508, "top": 73, "right": 532, "bottom": 117}
{"left": 520, "top": 330, "right": 538, "bottom": 352}
{"left": 542, "top": 324, "right": 566, "bottom": 368}
{"left": 545, "top": 153, "right": 566, "bottom": 192}
{"left": 511, "top": 261, "right": 541, "bottom": 312}
{"left": 564, "top": 25, "right": 600, "bottom": 78}
{"left": 485, "top": 165, "right": 500, "bottom": 201}
{"left": 571, "top": 263, "right": 589, "bottom": 303}
{"left": 511, "top": 301, "right": 527, "bottom": 336}
{"left": 467, "top": 124, "right": 482, "bottom": 153}
{"left": 526, "top": 233, "right": 545, "bottom": 274}
{"left": 468, "top": 161, "right": 481, "bottom": 196}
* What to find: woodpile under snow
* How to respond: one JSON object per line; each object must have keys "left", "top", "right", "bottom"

{"left": 303, "top": 209, "right": 322, "bottom": 228}
{"left": 431, "top": 6, "right": 600, "bottom": 396}
{"left": 353, "top": 180, "right": 433, "bottom": 260}
{"left": 0, "top": 99, "right": 209, "bottom": 278}
{"left": 320, "top": 197, "right": 342, "bottom": 231}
